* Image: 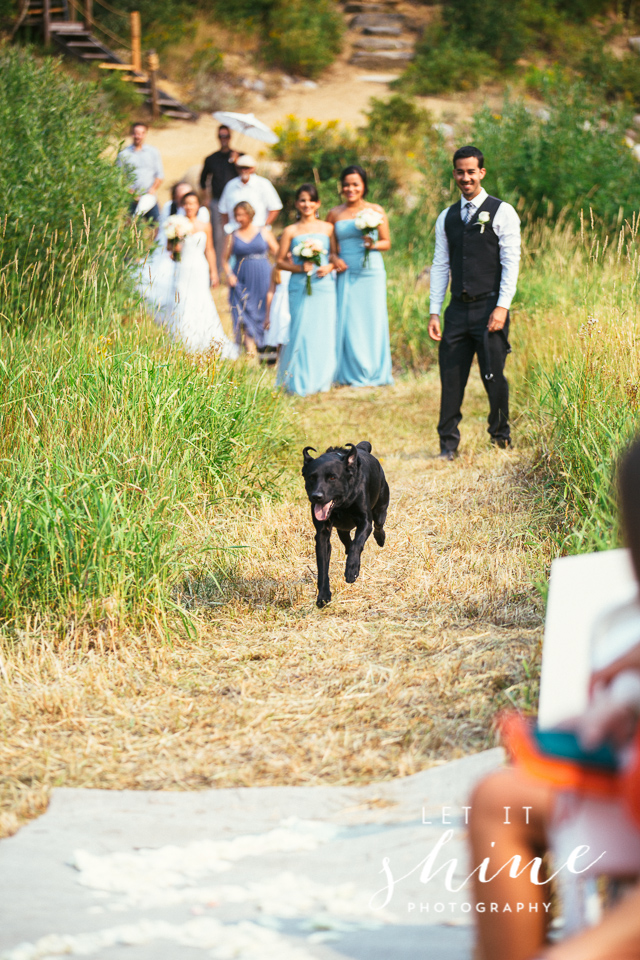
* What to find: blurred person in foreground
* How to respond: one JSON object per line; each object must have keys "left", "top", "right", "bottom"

{"left": 218, "top": 155, "right": 282, "bottom": 235}
{"left": 200, "top": 125, "right": 238, "bottom": 277}
{"left": 117, "top": 121, "right": 163, "bottom": 221}
{"left": 469, "top": 436, "right": 640, "bottom": 960}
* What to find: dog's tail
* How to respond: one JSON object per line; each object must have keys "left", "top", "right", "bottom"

{"left": 356, "top": 441, "right": 372, "bottom": 453}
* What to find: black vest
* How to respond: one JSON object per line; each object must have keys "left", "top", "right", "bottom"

{"left": 444, "top": 195, "right": 502, "bottom": 299}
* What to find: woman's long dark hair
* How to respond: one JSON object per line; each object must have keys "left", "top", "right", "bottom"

{"left": 296, "top": 182, "right": 319, "bottom": 202}
{"left": 295, "top": 182, "right": 320, "bottom": 219}
{"left": 340, "top": 165, "right": 368, "bottom": 197}
{"left": 169, "top": 182, "right": 190, "bottom": 215}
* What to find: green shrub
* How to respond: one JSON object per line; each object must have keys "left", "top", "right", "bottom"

{"left": 397, "top": 22, "right": 495, "bottom": 95}
{"left": 95, "top": 69, "right": 145, "bottom": 126}
{"left": 0, "top": 44, "right": 138, "bottom": 326}
{"left": 555, "top": 0, "right": 611, "bottom": 20}
{"left": 272, "top": 117, "right": 396, "bottom": 218}
{"left": 472, "top": 83, "right": 639, "bottom": 229}
{"left": 361, "top": 95, "right": 435, "bottom": 142}
{"left": 204, "top": 0, "right": 343, "bottom": 76}
{"left": 442, "top": 0, "right": 526, "bottom": 65}
{"left": 578, "top": 41, "right": 640, "bottom": 104}
{"left": 84, "top": 0, "right": 196, "bottom": 52}
{"left": 263, "top": 0, "right": 343, "bottom": 78}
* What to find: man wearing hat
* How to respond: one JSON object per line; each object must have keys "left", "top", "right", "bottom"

{"left": 218, "top": 155, "right": 283, "bottom": 234}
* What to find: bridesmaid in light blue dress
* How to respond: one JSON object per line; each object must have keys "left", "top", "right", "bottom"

{"left": 328, "top": 165, "right": 393, "bottom": 388}
{"left": 276, "top": 183, "right": 338, "bottom": 396}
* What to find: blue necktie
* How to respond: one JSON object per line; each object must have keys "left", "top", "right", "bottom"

{"left": 464, "top": 201, "right": 475, "bottom": 223}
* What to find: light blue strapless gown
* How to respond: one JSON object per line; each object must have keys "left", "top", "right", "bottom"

{"left": 335, "top": 219, "right": 393, "bottom": 387}
{"left": 276, "top": 233, "right": 337, "bottom": 396}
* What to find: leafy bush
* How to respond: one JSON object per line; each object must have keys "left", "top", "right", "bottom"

{"left": 0, "top": 44, "right": 137, "bottom": 326}
{"left": 397, "top": 22, "right": 495, "bottom": 95}
{"left": 361, "top": 95, "right": 435, "bottom": 143}
{"left": 190, "top": 41, "right": 224, "bottom": 74}
{"left": 442, "top": 0, "right": 526, "bottom": 66}
{"left": 472, "top": 84, "right": 639, "bottom": 228}
{"left": 84, "top": 0, "right": 196, "bottom": 52}
{"left": 94, "top": 69, "right": 145, "bottom": 125}
{"left": 578, "top": 41, "right": 640, "bottom": 104}
{"left": 263, "top": 0, "right": 343, "bottom": 78}
{"left": 272, "top": 117, "right": 396, "bottom": 218}
{"left": 555, "top": 0, "right": 611, "bottom": 19}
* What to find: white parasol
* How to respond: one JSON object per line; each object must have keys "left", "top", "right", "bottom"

{"left": 212, "top": 111, "right": 279, "bottom": 146}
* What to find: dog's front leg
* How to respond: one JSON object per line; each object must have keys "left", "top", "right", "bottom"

{"left": 315, "top": 523, "right": 332, "bottom": 608}
{"left": 345, "top": 518, "right": 372, "bottom": 583}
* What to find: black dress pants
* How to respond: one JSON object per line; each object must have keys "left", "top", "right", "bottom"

{"left": 437, "top": 295, "right": 511, "bottom": 452}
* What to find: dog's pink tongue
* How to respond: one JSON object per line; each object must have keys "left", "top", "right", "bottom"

{"left": 314, "top": 500, "right": 333, "bottom": 522}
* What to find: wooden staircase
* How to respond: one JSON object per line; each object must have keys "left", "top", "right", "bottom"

{"left": 13, "top": 0, "right": 196, "bottom": 120}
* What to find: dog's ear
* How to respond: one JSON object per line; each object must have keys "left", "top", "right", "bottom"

{"left": 345, "top": 443, "right": 358, "bottom": 469}
{"left": 302, "top": 446, "right": 317, "bottom": 465}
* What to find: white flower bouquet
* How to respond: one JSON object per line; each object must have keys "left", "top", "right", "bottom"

{"left": 164, "top": 214, "right": 193, "bottom": 261}
{"left": 354, "top": 208, "right": 384, "bottom": 267}
{"left": 292, "top": 238, "right": 324, "bottom": 295}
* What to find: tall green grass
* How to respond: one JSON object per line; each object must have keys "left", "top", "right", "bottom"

{"left": 513, "top": 213, "right": 640, "bottom": 554}
{"left": 0, "top": 46, "right": 293, "bottom": 633}
{"left": 0, "top": 323, "right": 292, "bottom": 628}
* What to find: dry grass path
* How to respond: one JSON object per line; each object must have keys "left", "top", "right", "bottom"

{"left": 0, "top": 370, "right": 545, "bottom": 837}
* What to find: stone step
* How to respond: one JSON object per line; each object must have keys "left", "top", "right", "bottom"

{"left": 361, "top": 24, "right": 403, "bottom": 36}
{"left": 350, "top": 12, "right": 405, "bottom": 30}
{"left": 344, "top": 2, "right": 389, "bottom": 12}
{"left": 352, "top": 35, "right": 413, "bottom": 49}
{"left": 350, "top": 49, "right": 414, "bottom": 66}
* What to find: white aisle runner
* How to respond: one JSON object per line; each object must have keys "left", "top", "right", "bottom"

{"left": 0, "top": 751, "right": 503, "bottom": 960}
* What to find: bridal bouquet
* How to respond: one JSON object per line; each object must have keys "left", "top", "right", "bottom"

{"left": 354, "top": 208, "right": 384, "bottom": 267}
{"left": 165, "top": 214, "right": 193, "bottom": 262}
{"left": 292, "top": 238, "right": 324, "bottom": 295}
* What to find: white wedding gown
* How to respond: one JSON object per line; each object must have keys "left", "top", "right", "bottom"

{"left": 142, "top": 230, "right": 238, "bottom": 358}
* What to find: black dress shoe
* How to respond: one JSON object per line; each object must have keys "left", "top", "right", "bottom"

{"left": 437, "top": 450, "right": 456, "bottom": 461}
{"left": 492, "top": 438, "right": 512, "bottom": 450}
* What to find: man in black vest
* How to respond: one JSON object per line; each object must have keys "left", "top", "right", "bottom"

{"left": 428, "top": 145, "right": 521, "bottom": 460}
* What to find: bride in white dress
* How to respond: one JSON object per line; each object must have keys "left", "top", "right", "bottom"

{"left": 155, "top": 192, "right": 239, "bottom": 358}
{"left": 140, "top": 182, "right": 209, "bottom": 325}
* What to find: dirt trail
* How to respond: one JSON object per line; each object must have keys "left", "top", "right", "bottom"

{"left": 146, "top": 69, "right": 497, "bottom": 203}
{"left": 0, "top": 371, "right": 544, "bottom": 836}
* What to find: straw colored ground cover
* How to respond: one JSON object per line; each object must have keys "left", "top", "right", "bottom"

{"left": 0, "top": 367, "right": 547, "bottom": 838}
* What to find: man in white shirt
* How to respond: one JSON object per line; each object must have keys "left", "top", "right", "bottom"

{"left": 428, "top": 145, "right": 521, "bottom": 459}
{"left": 117, "top": 122, "right": 164, "bottom": 221}
{"left": 218, "top": 155, "right": 283, "bottom": 234}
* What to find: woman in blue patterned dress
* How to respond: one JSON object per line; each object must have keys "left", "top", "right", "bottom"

{"left": 276, "top": 184, "right": 338, "bottom": 396}
{"left": 327, "top": 165, "right": 393, "bottom": 387}
{"left": 223, "top": 201, "right": 279, "bottom": 356}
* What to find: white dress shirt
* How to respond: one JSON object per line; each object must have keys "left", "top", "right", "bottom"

{"left": 218, "top": 174, "right": 283, "bottom": 233}
{"left": 117, "top": 144, "right": 164, "bottom": 195}
{"left": 429, "top": 187, "right": 521, "bottom": 315}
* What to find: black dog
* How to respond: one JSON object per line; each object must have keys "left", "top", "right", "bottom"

{"left": 302, "top": 441, "right": 390, "bottom": 608}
